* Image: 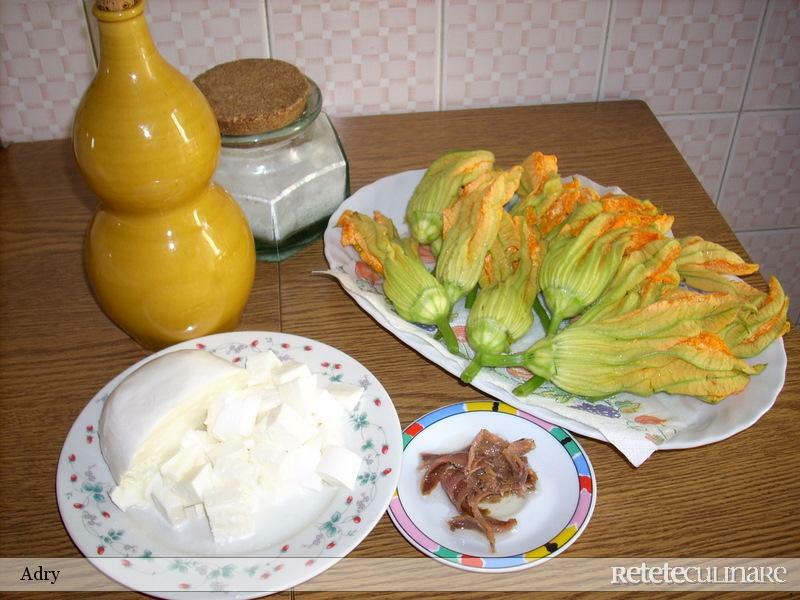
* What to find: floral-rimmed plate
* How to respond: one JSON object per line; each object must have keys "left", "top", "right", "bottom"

{"left": 323, "top": 169, "right": 787, "bottom": 463}
{"left": 387, "top": 401, "right": 595, "bottom": 573}
{"left": 56, "top": 331, "right": 402, "bottom": 598}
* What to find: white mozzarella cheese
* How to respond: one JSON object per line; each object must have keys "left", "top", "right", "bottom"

{"left": 279, "top": 445, "right": 322, "bottom": 491}
{"left": 317, "top": 445, "right": 362, "bottom": 490}
{"left": 100, "top": 350, "right": 248, "bottom": 508}
{"left": 279, "top": 374, "right": 318, "bottom": 416}
{"left": 326, "top": 383, "right": 363, "bottom": 411}
{"left": 109, "top": 483, "right": 144, "bottom": 511}
{"left": 180, "top": 429, "right": 216, "bottom": 452}
{"left": 272, "top": 360, "right": 312, "bottom": 385}
{"left": 269, "top": 403, "right": 316, "bottom": 446}
{"left": 317, "top": 420, "right": 346, "bottom": 447}
{"left": 185, "top": 503, "right": 207, "bottom": 521}
{"left": 206, "top": 390, "right": 261, "bottom": 442}
{"left": 310, "top": 389, "right": 346, "bottom": 424}
{"left": 203, "top": 482, "right": 256, "bottom": 542}
{"left": 245, "top": 351, "right": 282, "bottom": 386}
{"left": 250, "top": 439, "right": 286, "bottom": 468}
{"left": 256, "top": 387, "right": 282, "bottom": 419}
{"left": 150, "top": 476, "right": 188, "bottom": 527}
{"left": 102, "top": 348, "right": 361, "bottom": 545}
{"left": 207, "top": 439, "right": 248, "bottom": 466}
{"left": 174, "top": 462, "right": 213, "bottom": 505}
{"left": 160, "top": 445, "right": 206, "bottom": 482}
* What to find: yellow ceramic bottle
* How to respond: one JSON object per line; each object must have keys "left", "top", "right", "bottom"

{"left": 73, "top": 0, "right": 255, "bottom": 350}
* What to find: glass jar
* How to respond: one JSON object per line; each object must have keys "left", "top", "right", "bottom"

{"left": 212, "top": 79, "right": 349, "bottom": 261}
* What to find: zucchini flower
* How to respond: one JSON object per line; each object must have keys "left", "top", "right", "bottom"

{"left": 579, "top": 238, "right": 681, "bottom": 324}
{"left": 338, "top": 210, "right": 460, "bottom": 354}
{"left": 514, "top": 178, "right": 599, "bottom": 236}
{"left": 435, "top": 167, "right": 522, "bottom": 304}
{"left": 518, "top": 151, "right": 558, "bottom": 197}
{"left": 538, "top": 207, "right": 632, "bottom": 335}
{"left": 479, "top": 210, "right": 520, "bottom": 289}
{"left": 405, "top": 150, "right": 495, "bottom": 245}
{"left": 461, "top": 218, "right": 543, "bottom": 383}
{"left": 482, "top": 292, "right": 761, "bottom": 403}
{"left": 720, "top": 277, "right": 791, "bottom": 358}
{"left": 676, "top": 236, "right": 759, "bottom": 292}
{"left": 674, "top": 237, "right": 789, "bottom": 356}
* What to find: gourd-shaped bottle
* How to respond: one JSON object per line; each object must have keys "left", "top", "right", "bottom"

{"left": 73, "top": 0, "right": 255, "bottom": 350}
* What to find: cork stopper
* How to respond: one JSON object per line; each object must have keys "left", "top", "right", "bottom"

{"left": 194, "top": 59, "right": 310, "bottom": 137}
{"left": 95, "top": 0, "right": 136, "bottom": 11}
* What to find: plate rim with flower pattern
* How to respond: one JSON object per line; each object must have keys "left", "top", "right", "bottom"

{"left": 56, "top": 331, "right": 402, "bottom": 598}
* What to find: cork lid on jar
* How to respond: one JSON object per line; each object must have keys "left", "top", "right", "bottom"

{"left": 95, "top": 0, "right": 136, "bottom": 10}
{"left": 194, "top": 59, "right": 310, "bottom": 137}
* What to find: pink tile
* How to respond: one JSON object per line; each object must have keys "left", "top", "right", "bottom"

{"left": 84, "top": 0, "right": 270, "bottom": 80}
{"left": 601, "top": 0, "right": 763, "bottom": 114}
{"left": 269, "top": 0, "right": 439, "bottom": 116}
{"left": 658, "top": 113, "right": 736, "bottom": 201}
{"left": 0, "top": 0, "right": 95, "bottom": 143}
{"left": 737, "top": 228, "right": 800, "bottom": 323}
{"left": 744, "top": 0, "right": 800, "bottom": 110}
{"left": 718, "top": 110, "right": 800, "bottom": 231}
{"left": 442, "top": 0, "right": 609, "bottom": 109}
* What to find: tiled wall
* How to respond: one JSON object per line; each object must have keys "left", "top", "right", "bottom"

{"left": 1, "top": 0, "right": 798, "bottom": 321}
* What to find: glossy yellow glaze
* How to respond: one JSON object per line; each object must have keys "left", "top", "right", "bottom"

{"left": 74, "top": 0, "right": 255, "bottom": 349}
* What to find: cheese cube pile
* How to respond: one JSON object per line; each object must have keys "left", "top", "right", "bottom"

{"left": 138, "top": 352, "right": 364, "bottom": 543}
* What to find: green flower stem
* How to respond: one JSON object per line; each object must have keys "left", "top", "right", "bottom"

{"left": 547, "top": 311, "right": 564, "bottom": 336}
{"left": 465, "top": 286, "right": 478, "bottom": 309}
{"left": 513, "top": 375, "right": 545, "bottom": 396}
{"left": 435, "top": 316, "right": 460, "bottom": 356}
{"left": 478, "top": 352, "right": 527, "bottom": 368}
{"left": 533, "top": 296, "right": 551, "bottom": 332}
{"left": 460, "top": 353, "right": 483, "bottom": 383}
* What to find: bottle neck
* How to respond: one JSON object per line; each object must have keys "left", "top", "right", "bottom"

{"left": 94, "top": 1, "right": 160, "bottom": 69}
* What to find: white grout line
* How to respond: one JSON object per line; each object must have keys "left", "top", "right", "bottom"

{"left": 80, "top": 0, "right": 98, "bottom": 68}
{"left": 657, "top": 111, "right": 740, "bottom": 121}
{"left": 264, "top": 0, "right": 274, "bottom": 59}
{"left": 656, "top": 105, "right": 800, "bottom": 117}
{"left": 595, "top": 0, "right": 614, "bottom": 102}
{"left": 714, "top": 0, "right": 771, "bottom": 207}
{"left": 437, "top": 0, "right": 445, "bottom": 111}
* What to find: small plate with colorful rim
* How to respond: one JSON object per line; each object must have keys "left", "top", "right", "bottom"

{"left": 387, "top": 400, "right": 595, "bottom": 573}
{"left": 56, "top": 331, "right": 402, "bottom": 598}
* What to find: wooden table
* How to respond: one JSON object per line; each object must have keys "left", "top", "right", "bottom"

{"left": 1, "top": 101, "right": 797, "bottom": 599}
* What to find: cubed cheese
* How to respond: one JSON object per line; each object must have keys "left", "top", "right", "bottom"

{"left": 310, "top": 389, "right": 346, "bottom": 424}
{"left": 317, "top": 419, "right": 345, "bottom": 447}
{"left": 279, "top": 445, "right": 323, "bottom": 491}
{"left": 250, "top": 439, "right": 286, "bottom": 468}
{"left": 269, "top": 403, "right": 316, "bottom": 446}
{"left": 214, "top": 456, "right": 258, "bottom": 486}
{"left": 203, "top": 482, "right": 256, "bottom": 542}
{"left": 272, "top": 360, "right": 312, "bottom": 385}
{"left": 150, "top": 476, "right": 188, "bottom": 527}
{"left": 279, "top": 374, "right": 318, "bottom": 416}
{"left": 206, "top": 390, "right": 260, "bottom": 441}
{"left": 185, "top": 503, "right": 206, "bottom": 521}
{"left": 256, "top": 387, "right": 282, "bottom": 419}
{"left": 207, "top": 439, "right": 248, "bottom": 466}
{"left": 180, "top": 429, "right": 216, "bottom": 451}
{"left": 160, "top": 445, "right": 207, "bottom": 482}
{"left": 327, "top": 383, "right": 363, "bottom": 411}
{"left": 316, "top": 445, "right": 362, "bottom": 490}
{"left": 245, "top": 351, "right": 282, "bottom": 386}
{"left": 174, "top": 462, "right": 213, "bottom": 505}
{"left": 110, "top": 483, "right": 145, "bottom": 511}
